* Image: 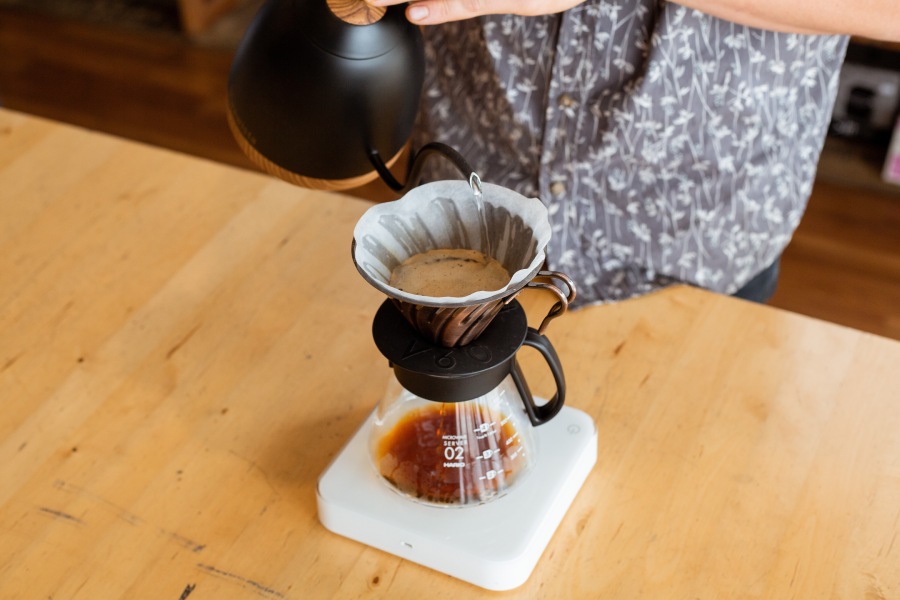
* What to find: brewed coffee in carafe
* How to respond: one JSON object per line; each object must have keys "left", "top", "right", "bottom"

{"left": 371, "top": 378, "right": 534, "bottom": 506}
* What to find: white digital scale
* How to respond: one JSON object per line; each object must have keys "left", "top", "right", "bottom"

{"left": 317, "top": 405, "right": 597, "bottom": 591}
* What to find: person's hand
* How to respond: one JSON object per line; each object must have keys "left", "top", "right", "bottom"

{"left": 366, "top": 0, "right": 586, "bottom": 25}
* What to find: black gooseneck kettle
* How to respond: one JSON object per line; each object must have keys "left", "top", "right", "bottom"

{"left": 227, "top": 0, "right": 474, "bottom": 193}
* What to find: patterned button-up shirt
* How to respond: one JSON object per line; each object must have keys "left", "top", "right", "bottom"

{"left": 411, "top": 1, "right": 848, "bottom": 308}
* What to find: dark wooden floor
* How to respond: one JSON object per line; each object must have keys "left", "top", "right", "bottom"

{"left": 2, "top": 6, "right": 899, "bottom": 340}
{"left": 770, "top": 180, "right": 900, "bottom": 339}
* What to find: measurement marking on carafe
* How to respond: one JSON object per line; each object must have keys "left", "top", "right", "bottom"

{"left": 475, "top": 449, "right": 499, "bottom": 460}
{"left": 478, "top": 470, "right": 498, "bottom": 481}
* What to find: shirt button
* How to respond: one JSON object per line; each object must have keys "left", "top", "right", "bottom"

{"left": 550, "top": 181, "right": 566, "bottom": 197}
{"left": 558, "top": 93, "right": 577, "bottom": 108}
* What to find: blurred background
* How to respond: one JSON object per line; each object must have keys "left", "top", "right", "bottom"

{"left": 0, "top": 0, "right": 897, "bottom": 339}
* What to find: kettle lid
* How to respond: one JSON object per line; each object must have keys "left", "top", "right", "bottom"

{"left": 299, "top": 0, "right": 413, "bottom": 60}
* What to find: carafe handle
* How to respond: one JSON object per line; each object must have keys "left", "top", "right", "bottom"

{"left": 511, "top": 328, "right": 566, "bottom": 426}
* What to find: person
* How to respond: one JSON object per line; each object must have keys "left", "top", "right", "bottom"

{"left": 366, "top": 0, "right": 899, "bottom": 308}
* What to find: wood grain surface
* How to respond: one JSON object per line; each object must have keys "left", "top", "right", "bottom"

{"left": 1, "top": 109, "right": 899, "bottom": 599}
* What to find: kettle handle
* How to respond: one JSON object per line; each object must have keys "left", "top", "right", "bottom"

{"left": 511, "top": 328, "right": 566, "bottom": 426}
{"left": 327, "top": 0, "right": 386, "bottom": 24}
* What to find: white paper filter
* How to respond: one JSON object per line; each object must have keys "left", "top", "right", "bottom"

{"left": 352, "top": 180, "right": 552, "bottom": 307}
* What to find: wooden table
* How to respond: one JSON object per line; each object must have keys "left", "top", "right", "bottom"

{"left": 1, "top": 108, "right": 899, "bottom": 598}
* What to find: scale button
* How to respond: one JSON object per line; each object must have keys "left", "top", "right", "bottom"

{"left": 567, "top": 424, "right": 581, "bottom": 434}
